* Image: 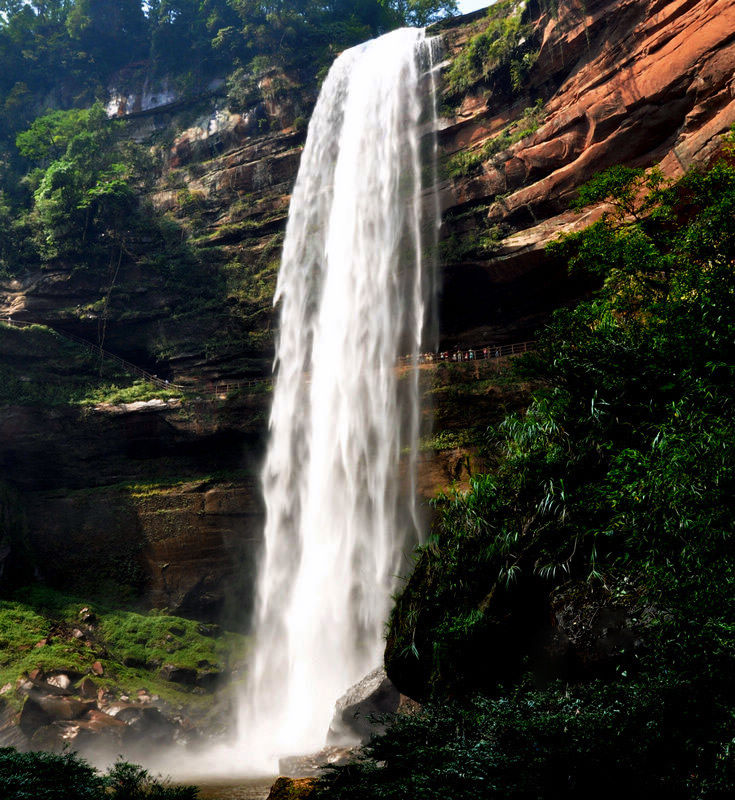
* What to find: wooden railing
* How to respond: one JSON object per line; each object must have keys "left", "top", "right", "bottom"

{"left": 209, "top": 379, "right": 273, "bottom": 396}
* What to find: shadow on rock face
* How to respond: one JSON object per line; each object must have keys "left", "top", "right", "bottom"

{"left": 326, "top": 666, "right": 401, "bottom": 745}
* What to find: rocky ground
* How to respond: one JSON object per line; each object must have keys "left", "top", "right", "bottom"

{"left": 0, "top": 588, "right": 246, "bottom": 762}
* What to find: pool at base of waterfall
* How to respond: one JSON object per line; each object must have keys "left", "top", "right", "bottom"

{"left": 190, "top": 777, "right": 276, "bottom": 800}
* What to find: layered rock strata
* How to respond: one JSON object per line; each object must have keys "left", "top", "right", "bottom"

{"left": 434, "top": 0, "right": 735, "bottom": 345}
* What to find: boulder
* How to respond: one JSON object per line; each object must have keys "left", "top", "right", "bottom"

{"left": 266, "top": 777, "right": 316, "bottom": 800}
{"left": 78, "top": 708, "right": 128, "bottom": 736}
{"left": 77, "top": 677, "right": 98, "bottom": 699}
{"left": 115, "top": 705, "right": 180, "bottom": 746}
{"left": 18, "top": 696, "right": 51, "bottom": 737}
{"left": 24, "top": 689, "right": 94, "bottom": 724}
{"left": 279, "top": 746, "right": 357, "bottom": 778}
{"left": 46, "top": 674, "right": 71, "bottom": 691}
{"left": 0, "top": 700, "right": 27, "bottom": 748}
{"left": 327, "top": 667, "right": 400, "bottom": 744}
{"left": 30, "top": 709, "right": 128, "bottom": 752}
{"left": 195, "top": 670, "right": 223, "bottom": 691}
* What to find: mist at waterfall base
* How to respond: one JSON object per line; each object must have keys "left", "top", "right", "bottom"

{"left": 235, "top": 27, "right": 440, "bottom": 773}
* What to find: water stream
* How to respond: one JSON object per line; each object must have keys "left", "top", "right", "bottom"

{"left": 238, "top": 27, "right": 440, "bottom": 771}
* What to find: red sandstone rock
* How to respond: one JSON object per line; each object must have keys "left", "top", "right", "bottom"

{"left": 437, "top": 0, "right": 735, "bottom": 346}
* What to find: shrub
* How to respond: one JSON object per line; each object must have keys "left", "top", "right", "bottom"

{"left": 0, "top": 751, "right": 198, "bottom": 800}
{"left": 445, "top": 0, "right": 535, "bottom": 98}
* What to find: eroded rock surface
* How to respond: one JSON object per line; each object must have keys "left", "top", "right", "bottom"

{"left": 1, "top": 0, "right": 732, "bottom": 665}
{"left": 3, "top": 398, "right": 267, "bottom": 619}
{"left": 434, "top": 0, "right": 735, "bottom": 346}
{"left": 278, "top": 746, "right": 358, "bottom": 779}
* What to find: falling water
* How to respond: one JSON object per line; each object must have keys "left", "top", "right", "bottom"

{"left": 239, "top": 27, "right": 440, "bottom": 770}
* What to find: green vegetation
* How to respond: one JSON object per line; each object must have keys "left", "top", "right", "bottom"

{"left": 62, "top": 469, "right": 257, "bottom": 499}
{"left": 0, "top": 100, "right": 210, "bottom": 313}
{"left": 0, "top": 0, "right": 462, "bottom": 372}
{"left": 218, "top": 0, "right": 458, "bottom": 77}
{"left": 318, "top": 664, "right": 735, "bottom": 799}
{"left": 439, "top": 223, "right": 505, "bottom": 262}
{"left": 316, "top": 151, "right": 735, "bottom": 797}
{"left": 445, "top": 99, "right": 545, "bottom": 178}
{"left": 0, "top": 750, "right": 198, "bottom": 800}
{"left": 423, "top": 360, "right": 534, "bottom": 452}
{"left": 0, "top": 323, "right": 180, "bottom": 407}
{"left": 444, "top": 0, "right": 538, "bottom": 101}
{"left": 0, "top": 586, "right": 246, "bottom": 711}
{"left": 0, "top": 0, "right": 457, "bottom": 169}
{"left": 79, "top": 380, "right": 182, "bottom": 406}
{"left": 420, "top": 427, "right": 481, "bottom": 451}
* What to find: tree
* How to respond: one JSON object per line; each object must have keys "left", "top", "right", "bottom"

{"left": 15, "top": 102, "right": 139, "bottom": 261}
{"left": 384, "top": 0, "right": 458, "bottom": 26}
{"left": 221, "top": 0, "right": 457, "bottom": 73}
{"left": 66, "top": 0, "right": 148, "bottom": 69}
{"left": 15, "top": 104, "right": 108, "bottom": 163}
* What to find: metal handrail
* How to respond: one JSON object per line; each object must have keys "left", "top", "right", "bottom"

{"left": 2, "top": 318, "right": 535, "bottom": 398}
{"left": 1, "top": 319, "right": 185, "bottom": 391}
{"left": 398, "top": 340, "right": 536, "bottom": 366}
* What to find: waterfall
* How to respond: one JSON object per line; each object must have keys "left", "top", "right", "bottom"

{"left": 239, "top": 27, "right": 440, "bottom": 770}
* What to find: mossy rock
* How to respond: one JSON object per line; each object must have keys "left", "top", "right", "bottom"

{"left": 266, "top": 777, "right": 316, "bottom": 800}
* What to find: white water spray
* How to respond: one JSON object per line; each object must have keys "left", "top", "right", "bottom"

{"left": 239, "top": 27, "right": 440, "bottom": 770}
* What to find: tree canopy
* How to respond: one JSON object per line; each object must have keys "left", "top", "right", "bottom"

{"left": 0, "top": 0, "right": 457, "bottom": 277}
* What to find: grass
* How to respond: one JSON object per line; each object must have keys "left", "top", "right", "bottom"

{"left": 50, "top": 469, "right": 258, "bottom": 503}
{"left": 0, "top": 586, "right": 247, "bottom": 712}
{"left": 79, "top": 379, "right": 183, "bottom": 406}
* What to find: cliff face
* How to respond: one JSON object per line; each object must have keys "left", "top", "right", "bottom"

{"left": 1, "top": 0, "right": 733, "bottom": 623}
{"left": 434, "top": 0, "right": 735, "bottom": 345}
{"left": 0, "top": 80, "right": 315, "bottom": 385}
{"left": 1, "top": 394, "right": 268, "bottom": 622}
{"left": 3, "top": 0, "right": 732, "bottom": 376}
